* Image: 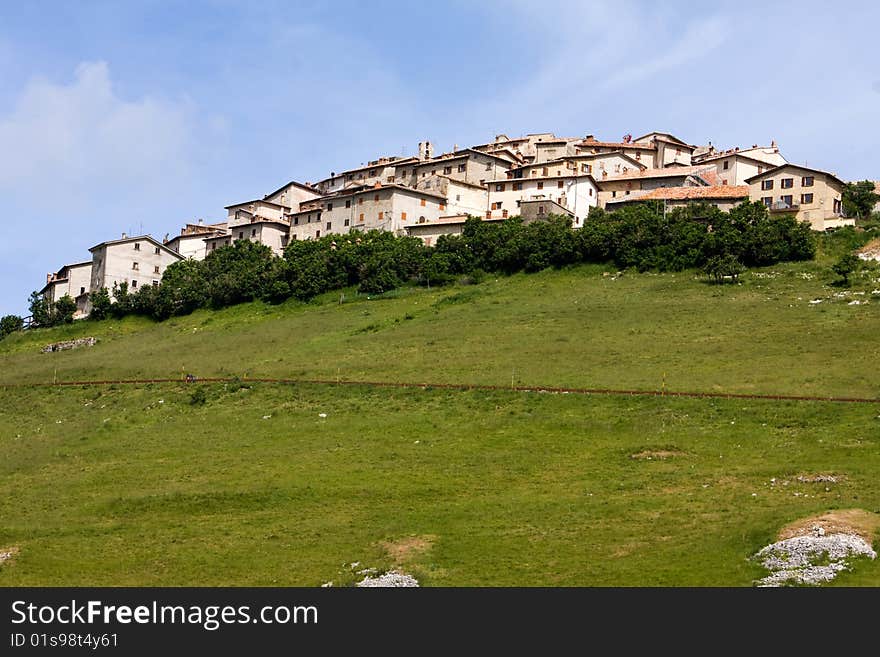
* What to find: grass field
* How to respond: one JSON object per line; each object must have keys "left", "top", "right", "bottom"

{"left": 1, "top": 256, "right": 879, "bottom": 586}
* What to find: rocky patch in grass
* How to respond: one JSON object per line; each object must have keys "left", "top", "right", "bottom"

{"left": 0, "top": 547, "right": 19, "bottom": 567}
{"left": 356, "top": 571, "right": 419, "bottom": 587}
{"left": 753, "top": 510, "right": 879, "bottom": 587}
{"left": 630, "top": 448, "right": 685, "bottom": 461}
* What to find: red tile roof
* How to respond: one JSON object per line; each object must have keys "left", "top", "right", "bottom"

{"left": 608, "top": 185, "right": 749, "bottom": 203}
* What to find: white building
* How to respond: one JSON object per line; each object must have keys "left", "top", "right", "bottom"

{"left": 287, "top": 184, "right": 448, "bottom": 241}
{"left": 164, "top": 221, "right": 228, "bottom": 260}
{"left": 486, "top": 174, "right": 599, "bottom": 225}
{"left": 88, "top": 234, "right": 183, "bottom": 305}
{"left": 40, "top": 261, "right": 93, "bottom": 317}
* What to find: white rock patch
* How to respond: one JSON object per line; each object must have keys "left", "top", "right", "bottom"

{"left": 753, "top": 533, "right": 876, "bottom": 587}
{"left": 356, "top": 570, "right": 419, "bottom": 587}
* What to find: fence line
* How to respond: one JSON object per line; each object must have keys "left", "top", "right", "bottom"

{"left": 1, "top": 376, "right": 878, "bottom": 405}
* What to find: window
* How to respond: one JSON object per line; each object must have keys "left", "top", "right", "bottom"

{"left": 358, "top": 197, "right": 363, "bottom": 205}
{"left": 516, "top": 200, "right": 521, "bottom": 207}
{"left": 781, "top": 195, "right": 793, "bottom": 207}
{"left": 152, "top": 280, "right": 159, "bottom": 286}
{"left": 420, "top": 198, "right": 426, "bottom": 207}
{"left": 378, "top": 211, "right": 384, "bottom": 220}
{"left": 802, "top": 176, "right": 814, "bottom": 187}
{"left": 359, "top": 213, "right": 365, "bottom": 222}
{"left": 345, "top": 200, "right": 351, "bottom": 208}
{"left": 582, "top": 164, "right": 591, "bottom": 173}
{"left": 761, "top": 180, "right": 774, "bottom": 190}
{"left": 589, "top": 188, "right": 593, "bottom": 196}
{"left": 513, "top": 182, "right": 522, "bottom": 191}
{"left": 502, "top": 209, "right": 509, "bottom": 218}
{"left": 132, "top": 262, "right": 139, "bottom": 270}
{"left": 133, "top": 242, "right": 140, "bottom": 251}
{"left": 781, "top": 178, "right": 794, "bottom": 189}
{"left": 370, "top": 169, "right": 377, "bottom": 177}
{"left": 401, "top": 212, "right": 407, "bottom": 221}
{"left": 801, "top": 193, "right": 814, "bottom": 204}
{"left": 328, "top": 203, "right": 333, "bottom": 211}
{"left": 294, "top": 217, "right": 299, "bottom": 225}
{"left": 291, "top": 235, "right": 297, "bottom": 241}
{"left": 721, "top": 179, "right": 728, "bottom": 185}
{"left": 225, "top": 239, "right": 230, "bottom": 245}
{"left": 238, "top": 231, "right": 244, "bottom": 239}
{"left": 374, "top": 194, "right": 379, "bottom": 202}
{"left": 154, "top": 265, "right": 160, "bottom": 274}
{"left": 635, "top": 152, "right": 641, "bottom": 160}
{"left": 833, "top": 198, "right": 842, "bottom": 214}
{"left": 316, "top": 230, "right": 320, "bottom": 238}
{"left": 444, "top": 166, "right": 452, "bottom": 174}
{"left": 419, "top": 216, "right": 426, "bottom": 224}
{"left": 723, "top": 160, "right": 729, "bottom": 170}
{"left": 485, "top": 162, "right": 492, "bottom": 171}
{"left": 676, "top": 148, "right": 682, "bottom": 155}
{"left": 557, "top": 180, "right": 563, "bottom": 189}
{"left": 439, "top": 203, "right": 446, "bottom": 211}
{"left": 496, "top": 183, "right": 505, "bottom": 192}
{"left": 211, "top": 243, "right": 217, "bottom": 250}
{"left": 251, "top": 229, "right": 256, "bottom": 237}
{"left": 458, "top": 164, "right": 466, "bottom": 173}
{"left": 80, "top": 286, "right": 85, "bottom": 295}
{"left": 612, "top": 191, "right": 617, "bottom": 198}
{"left": 538, "top": 205, "right": 545, "bottom": 214}
{"left": 326, "top": 222, "right": 332, "bottom": 230}
{"left": 456, "top": 194, "right": 461, "bottom": 201}
{"left": 542, "top": 167, "right": 549, "bottom": 176}
{"left": 131, "top": 280, "right": 137, "bottom": 288}
{"left": 537, "top": 182, "right": 544, "bottom": 190}
{"left": 154, "top": 246, "right": 160, "bottom": 255}
{"left": 344, "top": 218, "right": 350, "bottom": 226}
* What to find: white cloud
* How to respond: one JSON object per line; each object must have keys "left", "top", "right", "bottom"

{"left": 0, "top": 61, "right": 197, "bottom": 201}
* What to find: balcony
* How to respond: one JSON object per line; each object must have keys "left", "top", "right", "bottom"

{"left": 768, "top": 200, "right": 799, "bottom": 213}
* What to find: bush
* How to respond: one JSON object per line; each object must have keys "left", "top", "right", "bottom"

{"left": 53, "top": 295, "right": 77, "bottom": 324}
{"left": 88, "top": 288, "right": 112, "bottom": 320}
{"left": 832, "top": 253, "right": 861, "bottom": 286}
{"left": 0, "top": 314, "right": 23, "bottom": 339}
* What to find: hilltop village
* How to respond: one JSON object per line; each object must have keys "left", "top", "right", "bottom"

{"left": 41, "top": 130, "right": 856, "bottom": 317}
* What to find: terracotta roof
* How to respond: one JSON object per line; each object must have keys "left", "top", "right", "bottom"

{"left": 577, "top": 139, "right": 656, "bottom": 151}
{"left": 606, "top": 185, "right": 749, "bottom": 204}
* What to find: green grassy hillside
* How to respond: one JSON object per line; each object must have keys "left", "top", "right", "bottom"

{"left": 1, "top": 260, "right": 879, "bottom": 586}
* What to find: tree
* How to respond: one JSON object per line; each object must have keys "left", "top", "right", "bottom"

{"left": 703, "top": 254, "right": 744, "bottom": 284}
{"left": 0, "top": 314, "right": 23, "bottom": 339}
{"left": 842, "top": 180, "right": 879, "bottom": 220}
{"left": 54, "top": 295, "right": 77, "bottom": 324}
{"left": 88, "top": 288, "right": 112, "bottom": 320}
{"left": 28, "top": 291, "right": 52, "bottom": 327}
{"left": 832, "top": 253, "right": 860, "bottom": 286}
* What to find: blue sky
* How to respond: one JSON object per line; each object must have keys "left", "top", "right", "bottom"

{"left": 0, "top": 0, "right": 877, "bottom": 316}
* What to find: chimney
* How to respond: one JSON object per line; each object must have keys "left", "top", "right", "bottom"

{"left": 47, "top": 273, "right": 52, "bottom": 284}
{"left": 418, "top": 141, "right": 426, "bottom": 161}
{"left": 122, "top": 232, "right": 128, "bottom": 239}
{"left": 198, "top": 218, "right": 204, "bottom": 225}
